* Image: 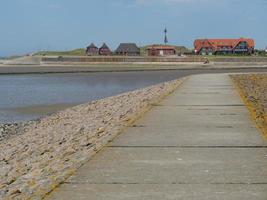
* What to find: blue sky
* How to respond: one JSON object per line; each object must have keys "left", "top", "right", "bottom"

{"left": 0, "top": 0, "right": 266, "bottom": 56}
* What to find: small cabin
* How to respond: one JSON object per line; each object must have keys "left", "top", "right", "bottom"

{"left": 99, "top": 43, "right": 112, "bottom": 56}
{"left": 115, "top": 43, "right": 140, "bottom": 56}
{"left": 86, "top": 43, "right": 99, "bottom": 56}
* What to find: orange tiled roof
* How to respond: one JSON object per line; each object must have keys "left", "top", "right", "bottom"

{"left": 194, "top": 38, "right": 255, "bottom": 52}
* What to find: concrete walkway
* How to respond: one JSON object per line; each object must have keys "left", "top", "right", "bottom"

{"left": 47, "top": 74, "right": 267, "bottom": 200}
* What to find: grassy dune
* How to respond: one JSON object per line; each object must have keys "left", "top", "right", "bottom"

{"left": 34, "top": 48, "right": 86, "bottom": 56}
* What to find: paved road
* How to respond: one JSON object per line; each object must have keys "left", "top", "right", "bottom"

{"left": 46, "top": 74, "right": 267, "bottom": 200}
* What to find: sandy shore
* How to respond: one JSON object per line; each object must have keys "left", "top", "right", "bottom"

{"left": 0, "top": 78, "right": 185, "bottom": 199}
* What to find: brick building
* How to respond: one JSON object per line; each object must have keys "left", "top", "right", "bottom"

{"left": 115, "top": 43, "right": 140, "bottom": 56}
{"left": 194, "top": 38, "right": 255, "bottom": 55}
{"left": 146, "top": 45, "right": 176, "bottom": 56}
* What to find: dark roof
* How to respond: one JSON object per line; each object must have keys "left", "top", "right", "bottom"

{"left": 115, "top": 43, "right": 140, "bottom": 53}
{"left": 87, "top": 43, "right": 98, "bottom": 49}
{"left": 100, "top": 43, "right": 110, "bottom": 50}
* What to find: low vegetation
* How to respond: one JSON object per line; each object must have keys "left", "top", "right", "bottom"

{"left": 231, "top": 74, "right": 267, "bottom": 138}
{"left": 34, "top": 48, "right": 86, "bottom": 56}
{"left": 254, "top": 50, "right": 267, "bottom": 57}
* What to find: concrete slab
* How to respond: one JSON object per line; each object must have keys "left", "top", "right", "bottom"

{"left": 66, "top": 147, "right": 267, "bottom": 184}
{"left": 46, "top": 74, "right": 267, "bottom": 200}
{"left": 131, "top": 106, "right": 252, "bottom": 127}
{"left": 162, "top": 74, "right": 241, "bottom": 106}
{"left": 111, "top": 106, "right": 266, "bottom": 147}
{"left": 47, "top": 184, "right": 267, "bottom": 200}
{"left": 110, "top": 126, "right": 265, "bottom": 147}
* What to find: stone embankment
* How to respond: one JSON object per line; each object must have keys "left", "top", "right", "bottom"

{"left": 0, "top": 121, "right": 39, "bottom": 142}
{"left": 0, "top": 78, "right": 185, "bottom": 200}
{"left": 0, "top": 123, "right": 22, "bottom": 141}
{"left": 231, "top": 74, "right": 267, "bottom": 137}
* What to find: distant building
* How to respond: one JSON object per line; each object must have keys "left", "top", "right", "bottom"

{"left": 86, "top": 43, "right": 99, "bottom": 56}
{"left": 99, "top": 43, "right": 112, "bottom": 56}
{"left": 146, "top": 45, "right": 176, "bottom": 56}
{"left": 115, "top": 43, "right": 140, "bottom": 56}
{"left": 194, "top": 38, "right": 255, "bottom": 55}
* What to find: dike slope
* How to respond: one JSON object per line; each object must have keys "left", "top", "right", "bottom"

{"left": 0, "top": 78, "right": 185, "bottom": 200}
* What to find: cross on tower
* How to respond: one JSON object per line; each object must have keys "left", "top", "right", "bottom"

{"left": 164, "top": 28, "right": 168, "bottom": 45}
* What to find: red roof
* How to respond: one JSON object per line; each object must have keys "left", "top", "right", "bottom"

{"left": 194, "top": 38, "right": 255, "bottom": 52}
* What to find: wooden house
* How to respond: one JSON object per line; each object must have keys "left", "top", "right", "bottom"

{"left": 99, "top": 43, "right": 112, "bottom": 56}
{"left": 115, "top": 43, "right": 140, "bottom": 56}
{"left": 86, "top": 43, "right": 99, "bottom": 56}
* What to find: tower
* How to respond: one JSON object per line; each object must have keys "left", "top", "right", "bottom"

{"left": 164, "top": 28, "right": 168, "bottom": 45}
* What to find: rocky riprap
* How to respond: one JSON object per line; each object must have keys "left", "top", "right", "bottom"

{"left": 0, "top": 121, "right": 39, "bottom": 142}
{"left": 0, "top": 78, "right": 185, "bottom": 200}
{"left": 231, "top": 74, "right": 267, "bottom": 137}
{"left": 0, "top": 123, "right": 21, "bottom": 141}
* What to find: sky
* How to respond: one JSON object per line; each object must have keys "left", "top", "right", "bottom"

{"left": 0, "top": 0, "right": 266, "bottom": 56}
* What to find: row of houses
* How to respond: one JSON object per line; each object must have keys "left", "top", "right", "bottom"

{"left": 86, "top": 43, "right": 140, "bottom": 56}
{"left": 86, "top": 38, "right": 255, "bottom": 56}
{"left": 87, "top": 43, "right": 180, "bottom": 56}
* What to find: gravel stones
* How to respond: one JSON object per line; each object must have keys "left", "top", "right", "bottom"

{"left": 0, "top": 78, "right": 184, "bottom": 200}
{"left": 0, "top": 120, "right": 39, "bottom": 142}
{"left": 231, "top": 74, "right": 267, "bottom": 137}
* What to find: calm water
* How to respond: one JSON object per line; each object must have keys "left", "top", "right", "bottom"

{"left": 1, "top": 69, "right": 266, "bottom": 123}
{"left": 0, "top": 71, "right": 192, "bottom": 123}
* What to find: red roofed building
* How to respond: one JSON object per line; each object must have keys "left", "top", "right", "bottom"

{"left": 146, "top": 45, "right": 176, "bottom": 56}
{"left": 194, "top": 38, "right": 255, "bottom": 55}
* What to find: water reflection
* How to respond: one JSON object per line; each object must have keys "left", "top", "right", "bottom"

{"left": 0, "top": 71, "right": 187, "bottom": 122}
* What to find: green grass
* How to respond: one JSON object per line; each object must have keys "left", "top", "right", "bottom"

{"left": 34, "top": 48, "right": 86, "bottom": 56}
{"left": 255, "top": 50, "right": 267, "bottom": 57}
